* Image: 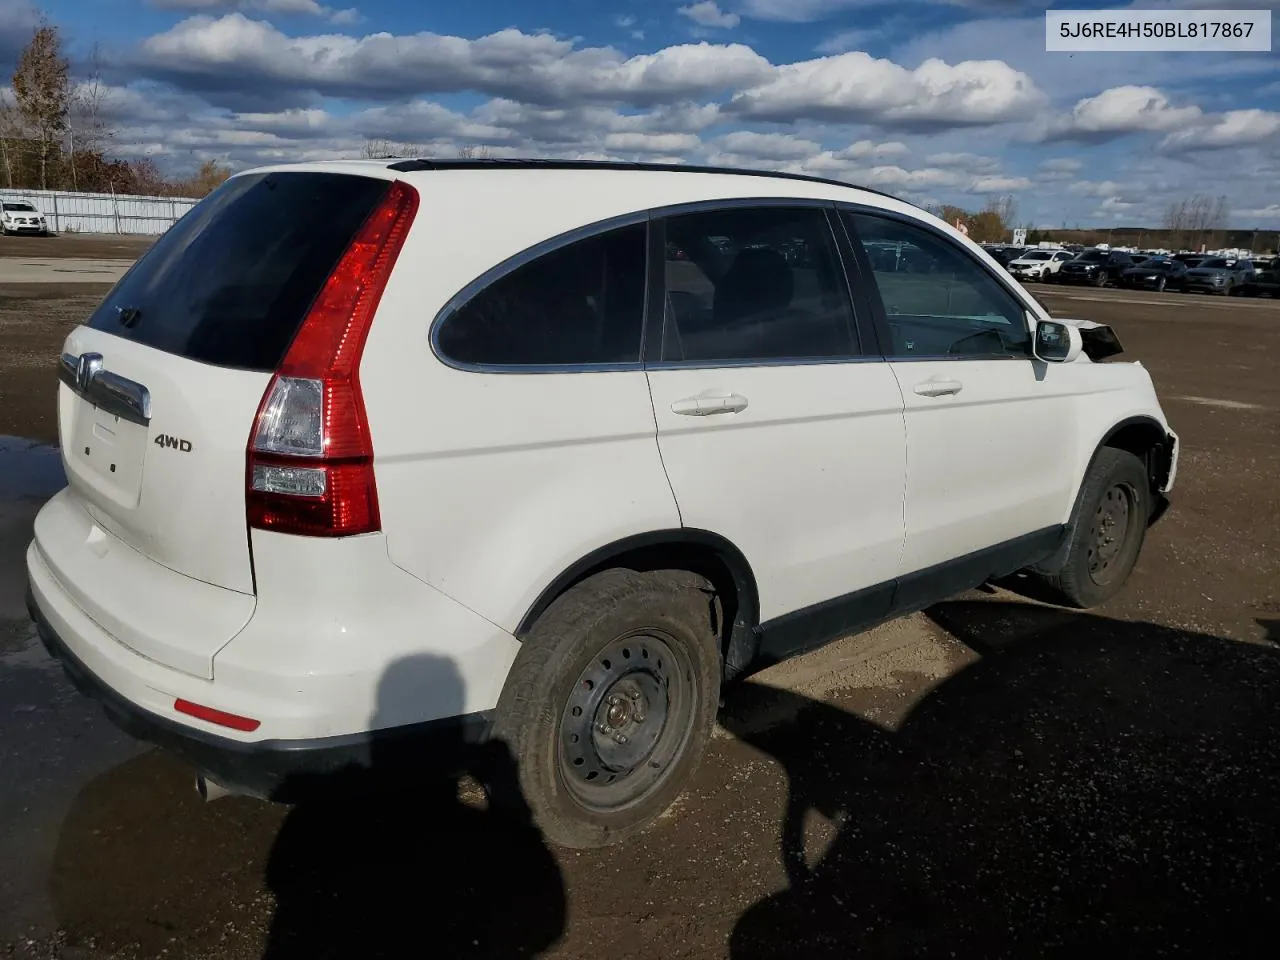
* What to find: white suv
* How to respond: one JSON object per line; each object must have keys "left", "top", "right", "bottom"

{"left": 1007, "top": 248, "right": 1073, "bottom": 282}
{"left": 1, "top": 199, "right": 49, "bottom": 235}
{"left": 26, "top": 160, "right": 1178, "bottom": 847}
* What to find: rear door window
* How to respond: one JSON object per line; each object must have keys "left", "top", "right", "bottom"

{"left": 86, "top": 172, "right": 390, "bottom": 371}
{"left": 658, "top": 205, "right": 856, "bottom": 363}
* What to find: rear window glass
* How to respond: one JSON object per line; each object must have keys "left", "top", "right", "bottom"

{"left": 435, "top": 223, "right": 647, "bottom": 367}
{"left": 87, "top": 173, "right": 389, "bottom": 371}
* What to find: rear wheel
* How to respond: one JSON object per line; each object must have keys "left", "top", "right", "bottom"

{"left": 1042, "top": 448, "right": 1151, "bottom": 608}
{"left": 490, "top": 569, "right": 721, "bottom": 848}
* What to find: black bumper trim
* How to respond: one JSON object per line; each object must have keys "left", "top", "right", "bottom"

{"left": 26, "top": 587, "right": 493, "bottom": 802}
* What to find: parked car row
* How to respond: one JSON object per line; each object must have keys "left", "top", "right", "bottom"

{"left": 986, "top": 242, "right": 1278, "bottom": 297}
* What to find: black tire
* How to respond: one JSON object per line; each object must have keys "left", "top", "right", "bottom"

{"left": 1094, "top": 270, "right": 1107, "bottom": 287}
{"left": 1220, "top": 282, "right": 1233, "bottom": 296}
{"left": 1155, "top": 276, "right": 1166, "bottom": 293}
{"left": 1042, "top": 448, "right": 1151, "bottom": 609}
{"left": 490, "top": 568, "right": 721, "bottom": 848}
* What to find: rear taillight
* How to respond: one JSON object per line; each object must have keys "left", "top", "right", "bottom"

{"left": 247, "top": 179, "right": 418, "bottom": 537}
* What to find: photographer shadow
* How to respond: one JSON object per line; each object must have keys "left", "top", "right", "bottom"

{"left": 723, "top": 600, "right": 1280, "bottom": 958}
{"left": 49, "top": 653, "right": 566, "bottom": 959}
{"left": 262, "top": 653, "right": 566, "bottom": 958}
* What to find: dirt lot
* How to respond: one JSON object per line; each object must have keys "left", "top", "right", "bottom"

{"left": 0, "top": 234, "right": 155, "bottom": 260}
{"left": 1, "top": 255, "right": 1279, "bottom": 958}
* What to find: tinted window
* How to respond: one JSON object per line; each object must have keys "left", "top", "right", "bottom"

{"left": 1201, "top": 259, "right": 1231, "bottom": 269}
{"left": 87, "top": 173, "right": 388, "bottom": 371}
{"left": 847, "top": 212, "right": 1030, "bottom": 359}
{"left": 3, "top": 202, "right": 35, "bottom": 211}
{"left": 659, "top": 206, "right": 855, "bottom": 363}
{"left": 437, "top": 223, "right": 646, "bottom": 367}
{"left": 1078, "top": 251, "right": 1108, "bottom": 262}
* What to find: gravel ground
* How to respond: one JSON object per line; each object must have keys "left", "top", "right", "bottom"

{"left": 0, "top": 266, "right": 1278, "bottom": 958}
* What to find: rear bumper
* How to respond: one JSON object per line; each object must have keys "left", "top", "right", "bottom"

{"left": 27, "top": 587, "right": 492, "bottom": 801}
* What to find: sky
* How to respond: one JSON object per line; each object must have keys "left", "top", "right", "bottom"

{"left": 0, "top": 0, "right": 1277, "bottom": 227}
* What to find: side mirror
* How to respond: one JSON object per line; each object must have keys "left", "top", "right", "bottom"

{"left": 1033, "top": 319, "right": 1083, "bottom": 363}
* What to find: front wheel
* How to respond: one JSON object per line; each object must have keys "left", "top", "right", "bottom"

{"left": 1040, "top": 448, "right": 1151, "bottom": 608}
{"left": 490, "top": 569, "right": 721, "bottom": 848}
{"left": 1155, "top": 276, "right": 1166, "bottom": 292}
{"left": 1094, "top": 270, "right": 1107, "bottom": 287}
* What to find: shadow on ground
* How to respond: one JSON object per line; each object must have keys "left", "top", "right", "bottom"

{"left": 50, "top": 655, "right": 566, "bottom": 959}
{"left": 723, "top": 599, "right": 1280, "bottom": 958}
{"left": 46, "top": 602, "right": 1280, "bottom": 958}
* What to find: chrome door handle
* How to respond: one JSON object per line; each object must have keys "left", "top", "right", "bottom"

{"left": 671, "top": 393, "right": 749, "bottom": 416}
{"left": 913, "top": 378, "right": 963, "bottom": 398}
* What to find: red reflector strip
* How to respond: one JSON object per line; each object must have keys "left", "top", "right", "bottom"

{"left": 174, "top": 699, "right": 262, "bottom": 732}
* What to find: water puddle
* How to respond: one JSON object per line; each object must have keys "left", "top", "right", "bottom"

{"left": 0, "top": 436, "right": 66, "bottom": 500}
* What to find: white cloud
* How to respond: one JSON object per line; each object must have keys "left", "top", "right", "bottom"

{"left": 1235, "top": 204, "right": 1280, "bottom": 220}
{"left": 1159, "top": 109, "right": 1280, "bottom": 152}
{"left": 149, "top": 0, "right": 359, "bottom": 22}
{"left": 969, "top": 175, "right": 1031, "bottom": 193}
{"left": 1038, "top": 157, "right": 1082, "bottom": 173}
{"left": 139, "top": 15, "right": 772, "bottom": 108}
{"left": 1042, "top": 86, "right": 1203, "bottom": 142}
{"left": 679, "top": 2, "right": 741, "bottom": 29}
{"left": 727, "top": 52, "right": 1046, "bottom": 128}
{"left": 603, "top": 131, "right": 702, "bottom": 153}
{"left": 847, "top": 140, "right": 909, "bottom": 159}
{"left": 925, "top": 151, "right": 1001, "bottom": 173}
{"left": 742, "top": 0, "right": 1047, "bottom": 22}
{"left": 717, "top": 130, "right": 821, "bottom": 160}
{"left": 814, "top": 29, "right": 874, "bottom": 55}
{"left": 133, "top": 15, "right": 1048, "bottom": 134}
{"left": 1069, "top": 179, "right": 1124, "bottom": 198}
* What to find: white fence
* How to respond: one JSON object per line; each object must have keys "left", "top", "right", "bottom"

{"left": 0, "top": 188, "right": 199, "bottom": 236}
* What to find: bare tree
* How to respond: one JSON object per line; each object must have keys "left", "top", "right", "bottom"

{"left": 360, "top": 138, "right": 430, "bottom": 160}
{"left": 1163, "top": 193, "right": 1228, "bottom": 250}
{"left": 0, "top": 90, "right": 21, "bottom": 189}
{"left": 360, "top": 137, "right": 397, "bottom": 159}
{"left": 986, "top": 193, "right": 1018, "bottom": 228}
{"left": 11, "top": 20, "right": 70, "bottom": 190}
{"left": 69, "top": 42, "right": 114, "bottom": 191}
{"left": 457, "top": 144, "right": 495, "bottom": 159}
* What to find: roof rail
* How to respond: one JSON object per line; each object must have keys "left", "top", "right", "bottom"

{"left": 383, "top": 157, "right": 911, "bottom": 206}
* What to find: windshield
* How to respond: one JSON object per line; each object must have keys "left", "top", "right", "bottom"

{"left": 1200, "top": 259, "right": 1231, "bottom": 269}
{"left": 2, "top": 202, "right": 35, "bottom": 212}
{"left": 1077, "top": 251, "right": 1108, "bottom": 262}
{"left": 1140, "top": 260, "right": 1173, "bottom": 270}
{"left": 1021, "top": 252, "right": 1051, "bottom": 261}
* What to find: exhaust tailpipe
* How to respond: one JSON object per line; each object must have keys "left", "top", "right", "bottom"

{"left": 196, "top": 774, "right": 233, "bottom": 802}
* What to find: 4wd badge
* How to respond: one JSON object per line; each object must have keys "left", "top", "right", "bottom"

{"left": 154, "top": 434, "right": 193, "bottom": 453}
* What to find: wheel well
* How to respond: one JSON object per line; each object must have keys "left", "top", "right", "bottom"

{"left": 1101, "top": 418, "right": 1173, "bottom": 492}
{"left": 516, "top": 531, "right": 760, "bottom": 681}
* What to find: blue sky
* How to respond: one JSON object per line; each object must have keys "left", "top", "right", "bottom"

{"left": 2, "top": 0, "right": 1278, "bottom": 226}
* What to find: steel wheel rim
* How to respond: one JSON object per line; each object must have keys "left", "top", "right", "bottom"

{"left": 1087, "top": 482, "right": 1135, "bottom": 586}
{"left": 557, "top": 631, "right": 695, "bottom": 813}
